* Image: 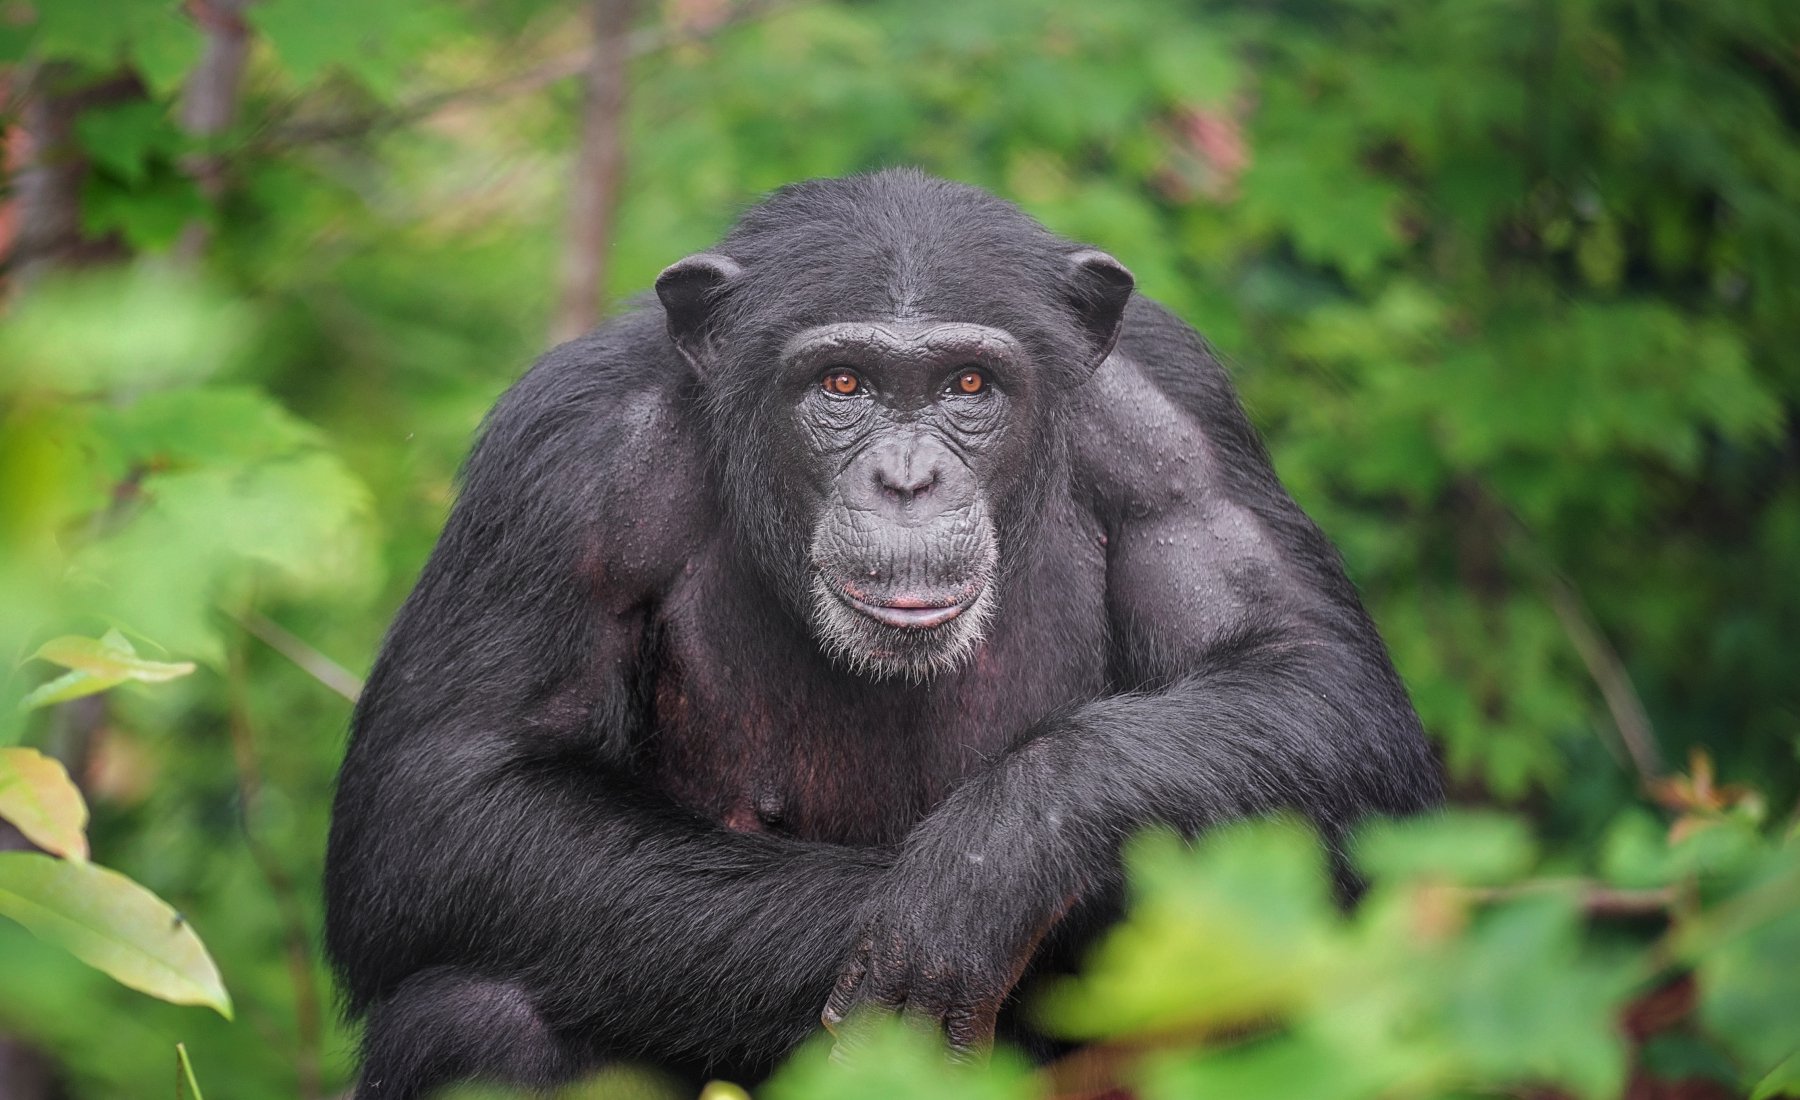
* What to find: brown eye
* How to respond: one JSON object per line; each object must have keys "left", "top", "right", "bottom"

{"left": 822, "top": 369, "right": 861, "bottom": 396}
{"left": 954, "top": 369, "right": 987, "bottom": 395}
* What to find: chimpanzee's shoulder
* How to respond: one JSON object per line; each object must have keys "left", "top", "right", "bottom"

{"left": 1066, "top": 295, "right": 1293, "bottom": 534}
{"left": 456, "top": 302, "right": 715, "bottom": 601}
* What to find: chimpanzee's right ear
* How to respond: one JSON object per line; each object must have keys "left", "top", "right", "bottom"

{"left": 655, "top": 252, "right": 743, "bottom": 371}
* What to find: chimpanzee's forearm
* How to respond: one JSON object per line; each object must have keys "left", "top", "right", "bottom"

{"left": 904, "top": 627, "right": 1439, "bottom": 907}
{"left": 326, "top": 746, "right": 885, "bottom": 1072}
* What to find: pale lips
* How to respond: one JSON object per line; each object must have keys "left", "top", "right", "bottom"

{"left": 834, "top": 583, "right": 978, "bottom": 630}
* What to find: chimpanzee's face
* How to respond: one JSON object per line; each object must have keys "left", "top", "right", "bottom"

{"left": 652, "top": 176, "right": 1134, "bottom": 682}
{"left": 781, "top": 320, "right": 1028, "bottom": 680}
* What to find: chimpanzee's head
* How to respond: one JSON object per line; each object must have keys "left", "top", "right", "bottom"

{"left": 655, "top": 170, "right": 1132, "bottom": 680}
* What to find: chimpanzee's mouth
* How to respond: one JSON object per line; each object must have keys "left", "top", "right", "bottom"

{"left": 832, "top": 585, "right": 980, "bottom": 630}
{"left": 807, "top": 518, "right": 1000, "bottom": 679}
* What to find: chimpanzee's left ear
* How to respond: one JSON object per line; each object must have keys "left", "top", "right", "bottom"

{"left": 1063, "top": 249, "right": 1134, "bottom": 374}
{"left": 656, "top": 252, "right": 743, "bottom": 373}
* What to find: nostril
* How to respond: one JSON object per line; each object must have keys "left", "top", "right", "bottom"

{"left": 875, "top": 465, "right": 938, "bottom": 503}
{"left": 879, "top": 470, "right": 937, "bottom": 503}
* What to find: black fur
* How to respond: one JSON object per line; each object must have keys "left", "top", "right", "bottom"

{"left": 324, "top": 169, "right": 1441, "bottom": 1098}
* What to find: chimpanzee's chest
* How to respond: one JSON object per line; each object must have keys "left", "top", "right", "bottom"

{"left": 645, "top": 508, "right": 1112, "bottom": 847}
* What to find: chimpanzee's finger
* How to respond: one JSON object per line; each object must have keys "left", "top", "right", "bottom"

{"left": 944, "top": 999, "right": 999, "bottom": 1062}
{"left": 820, "top": 946, "right": 868, "bottom": 1035}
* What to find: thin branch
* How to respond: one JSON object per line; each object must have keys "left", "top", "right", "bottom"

{"left": 261, "top": 0, "right": 807, "bottom": 149}
{"left": 236, "top": 611, "right": 363, "bottom": 703}
{"left": 1543, "top": 576, "right": 1665, "bottom": 784}
{"left": 551, "top": 0, "right": 638, "bottom": 344}
{"left": 1461, "top": 878, "right": 1681, "bottom": 919}
{"left": 1477, "top": 485, "right": 1666, "bottom": 786}
{"left": 264, "top": 49, "right": 590, "bottom": 147}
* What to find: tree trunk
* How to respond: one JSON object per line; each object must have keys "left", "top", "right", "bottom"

{"left": 176, "top": 0, "right": 254, "bottom": 261}
{"left": 10, "top": 66, "right": 86, "bottom": 287}
{"left": 6, "top": 68, "right": 141, "bottom": 292}
{"left": 550, "top": 0, "right": 638, "bottom": 345}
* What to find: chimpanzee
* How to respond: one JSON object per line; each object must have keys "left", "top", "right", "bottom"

{"left": 324, "top": 168, "right": 1441, "bottom": 1098}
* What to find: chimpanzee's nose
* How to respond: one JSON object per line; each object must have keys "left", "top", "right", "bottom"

{"left": 877, "top": 461, "right": 938, "bottom": 503}
{"left": 868, "top": 437, "right": 944, "bottom": 508}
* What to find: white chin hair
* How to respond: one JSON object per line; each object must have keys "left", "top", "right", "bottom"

{"left": 807, "top": 574, "right": 997, "bottom": 683}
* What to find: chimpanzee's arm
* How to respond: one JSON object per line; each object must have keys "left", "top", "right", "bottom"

{"left": 824, "top": 308, "right": 1440, "bottom": 1049}
{"left": 325, "top": 331, "right": 879, "bottom": 1091}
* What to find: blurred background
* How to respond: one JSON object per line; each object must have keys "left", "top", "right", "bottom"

{"left": 1, "top": 1, "right": 1797, "bottom": 1097}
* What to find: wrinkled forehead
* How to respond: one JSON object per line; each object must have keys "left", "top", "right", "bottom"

{"left": 725, "top": 219, "right": 1063, "bottom": 333}
{"left": 781, "top": 321, "right": 1024, "bottom": 372}
{"left": 723, "top": 267, "right": 1060, "bottom": 369}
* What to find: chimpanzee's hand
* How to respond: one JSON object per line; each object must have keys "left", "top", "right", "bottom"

{"left": 819, "top": 809, "right": 1077, "bottom": 1060}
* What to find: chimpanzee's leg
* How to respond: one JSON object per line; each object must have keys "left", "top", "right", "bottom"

{"left": 355, "top": 968, "right": 583, "bottom": 1099}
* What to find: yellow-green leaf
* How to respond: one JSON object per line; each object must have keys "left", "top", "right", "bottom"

{"left": 0, "top": 852, "right": 232, "bottom": 1018}
{"left": 22, "top": 630, "right": 195, "bottom": 710}
{"left": 0, "top": 749, "right": 90, "bottom": 861}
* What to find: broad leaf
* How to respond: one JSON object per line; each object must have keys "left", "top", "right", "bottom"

{"left": 0, "top": 748, "right": 90, "bottom": 861}
{"left": 1752, "top": 1051, "right": 1800, "bottom": 1100}
{"left": 22, "top": 630, "right": 196, "bottom": 710}
{"left": 0, "top": 852, "right": 231, "bottom": 1018}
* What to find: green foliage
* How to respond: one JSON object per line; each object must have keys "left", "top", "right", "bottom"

{"left": 766, "top": 1022, "right": 1036, "bottom": 1100}
{"left": 1045, "top": 819, "right": 1639, "bottom": 1100}
{"left": 2, "top": 0, "right": 1797, "bottom": 1095}
{"left": 0, "top": 746, "right": 232, "bottom": 1024}
{"left": 22, "top": 631, "right": 196, "bottom": 711}
{"left": 756, "top": 814, "right": 1796, "bottom": 1100}
{"left": 0, "top": 852, "right": 232, "bottom": 1020}
{"left": 0, "top": 264, "right": 376, "bottom": 679}
{"left": 0, "top": 749, "right": 92, "bottom": 860}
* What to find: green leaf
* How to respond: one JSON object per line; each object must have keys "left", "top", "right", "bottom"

{"left": 68, "top": 447, "right": 378, "bottom": 664}
{"left": 0, "top": 852, "right": 232, "bottom": 1018}
{"left": 22, "top": 0, "right": 200, "bottom": 89}
{"left": 1693, "top": 854, "right": 1800, "bottom": 1079}
{"left": 72, "top": 101, "right": 180, "bottom": 186}
{"left": 1752, "top": 1050, "right": 1800, "bottom": 1100}
{"left": 1355, "top": 811, "right": 1539, "bottom": 887}
{"left": 1142, "top": 1033, "right": 1375, "bottom": 1100}
{"left": 764, "top": 1014, "right": 1035, "bottom": 1100}
{"left": 99, "top": 387, "right": 325, "bottom": 468}
{"left": 1143, "top": 31, "right": 1239, "bottom": 105}
{"left": 1040, "top": 820, "right": 1337, "bottom": 1038}
{"left": 0, "top": 748, "right": 90, "bottom": 861}
{"left": 82, "top": 169, "right": 211, "bottom": 252}
{"left": 0, "top": 264, "right": 254, "bottom": 393}
{"left": 250, "top": 0, "right": 463, "bottom": 100}
{"left": 25, "top": 0, "right": 140, "bottom": 69}
{"left": 22, "top": 630, "right": 196, "bottom": 710}
{"left": 127, "top": 9, "right": 205, "bottom": 96}
{"left": 1599, "top": 811, "right": 1676, "bottom": 888}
